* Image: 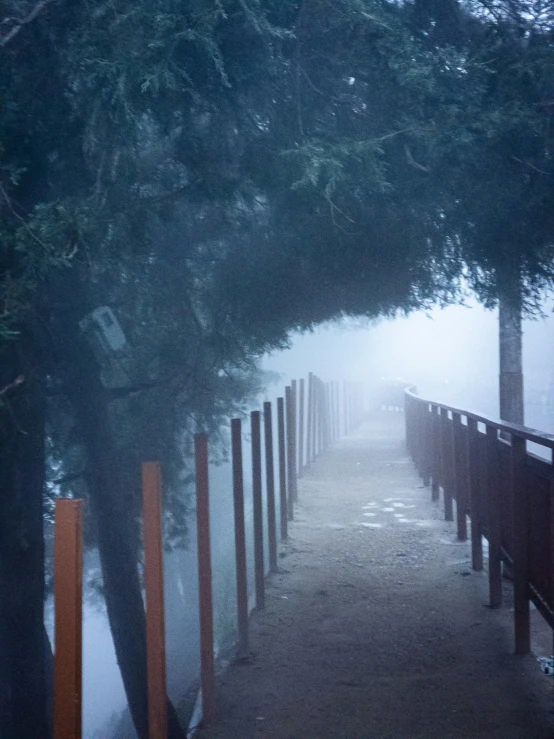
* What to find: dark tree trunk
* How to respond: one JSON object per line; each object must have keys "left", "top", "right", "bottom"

{"left": 0, "top": 334, "right": 51, "bottom": 739}
{"left": 53, "top": 271, "right": 185, "bottom": 739}
{"left": 498, "top": 275, "right": 524, "bottom": 425}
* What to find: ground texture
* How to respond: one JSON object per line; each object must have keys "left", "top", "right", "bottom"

{"left": 198, "top": 413, "right": 553, "bottom": 739}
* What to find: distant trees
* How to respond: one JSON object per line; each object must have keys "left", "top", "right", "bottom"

{"left": 1, "top": 1, "right": 553, "bottom": 737}
{"left": 410, "top": 0, "right": 554, "bottom": 424}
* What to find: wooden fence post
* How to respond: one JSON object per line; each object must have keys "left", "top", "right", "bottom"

{"left": 264, "top": 402, "right": 278, "bottom": 573}
{"left": 441, "top": 410, "right": 454, "bottom": 521}
{"left": 467, "top": 418, "right": 483, "bottom": 571}
{"left": 54, "top": 499, "right": 83, "bottom": 739}
{"left": 512, "top": 434, "right": 530, "bottom": 653}
{"left": 251, "top": 411, "right": 265, "bottom": 609}
{"left": 422, "top": 404, "right": 432, "bottom": 487}
{"left": 486, "top": 425, "right": 502, "bottom": 609}
{"left": 277, "top": 397, "right": 288, "bottom": 539}
{"left": 194, "top": 433, "right": 216, "bottom": 724}
{"left": 452, "top": 413, "right": 467, "bottom": 541}
{"left": 142, "top": 462, "right": 168, "bottom": 739}
{"left": 231, "top": 419, "right": 249, "bottom": 656}
{"left": 431, "top": 406, "right": 440, "bottom": 502}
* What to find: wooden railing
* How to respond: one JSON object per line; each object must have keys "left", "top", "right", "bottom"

{"left": 405, "top": 387, "right": 554, "bottom": 655}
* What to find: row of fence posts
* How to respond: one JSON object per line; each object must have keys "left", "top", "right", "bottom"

{"left": 52, "top": 378, "right": 365, "bottom": 738}
{"left": 405, "top": 390, "right": 546, "bottom": 658}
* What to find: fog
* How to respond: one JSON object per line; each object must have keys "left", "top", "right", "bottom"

{"left": 264, "top": 296, "right": 554, "bottom": 431}
{"left": 70, "top": 293, "right": 554, "bottom": 738}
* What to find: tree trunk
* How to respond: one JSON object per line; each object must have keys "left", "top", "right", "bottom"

{"left": 0, "top": 335, "right": 51, "bottom": 739}
{"left": 498, "top": 280, "right": 524, "bottom": 425}
{"left": 53, "top": 272, "right": 185, "bottom": 739}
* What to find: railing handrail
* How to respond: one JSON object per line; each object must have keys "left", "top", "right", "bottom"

{"left": 405, "top": 385, "right": 554, "bottom": 450}
{"left": 404, "top": 381, "right": 554, "bottom": 658}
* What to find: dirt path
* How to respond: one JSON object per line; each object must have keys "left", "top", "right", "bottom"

{"left": 199, "top": 413, "right": 553, "bottom": 739}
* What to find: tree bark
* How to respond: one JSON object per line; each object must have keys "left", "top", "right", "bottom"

{"left": 0, "top": 335, "right": 52, "bottom": 739}
{"left": 498, "top": 277, "right": 524, "bottom": 425}
{"left": 53, "top": 271, "right": 185, "bottom": 739}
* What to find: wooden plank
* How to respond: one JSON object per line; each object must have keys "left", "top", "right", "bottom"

{"left": 54, "top": 499, "right": 83, "bottom": 739}
{"left": 142, "top": 462, "right": 168, "bottom": 739}
{"left": 194, "top": 433, "right": 216, "bottom": 723}
{"left": 467, "top": 418, "right": 483, "bottom": 571}
{"left": 264, "top": 402, "right": 278, "bottom": 573}
{"left": 231, "top": 419, "right": 249, "bottom": 655}
{"left": 512, "top": 435, "right": 530, "bottom": 653}
{"left": 486, "top": 425, "right": 502, "bottom": 609}
{"left": 251, "top": 411, "right": 265, "bottom": 608}
{"left": 277, "top": 397, "right": 288, "bottom": 539}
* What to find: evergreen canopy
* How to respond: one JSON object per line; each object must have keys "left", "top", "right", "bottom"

{"left": 1, "top": 1, "right": 553, "bottom": 738}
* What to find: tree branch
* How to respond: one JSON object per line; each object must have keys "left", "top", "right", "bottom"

{"left": 0, "top": 0, "right": 56, "bottom": 47}
{"left": 0, "top": 374, "right": 25, "bottom": 397}
{"left": 405, "top": 144, "right": 430, "bottom": 172}
{"left": 511, "top": 156, "right": 551, "bottom": 176}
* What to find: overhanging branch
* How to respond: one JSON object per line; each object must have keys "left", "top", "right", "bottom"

{"left": 0, "top": 0, "right": 56, "bottom": 47}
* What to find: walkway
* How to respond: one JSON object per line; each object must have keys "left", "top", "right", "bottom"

{"left": 199, "top": 413, "right": 553, "bottom": 739}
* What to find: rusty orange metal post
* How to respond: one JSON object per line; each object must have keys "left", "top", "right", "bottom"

{"left": 277, "top": 397, "right": 288, "bottom": 539}
{"left": 310, "top": 378, "right": 316, "bottom": 460}
{"left": 298, "top": 379, "right": 305, "bottom": 477}
{"left": 231, "top": 419, "right": 249, "bottom": 656}
{"left": 305, "top": 373, "right": 313, "bottom": 471}
{"left": 318, "top": 378, "right": 324, "bottom": 454}
{"left": 315, "top": 377, "right": 321, "bottom": 458}
{"left": 324, "top": 382, "right": 332, "bottom": 448}
{"left": 343, "top": 380, "right": 348, "bottom": 436}
{"left": 54, "top": 499, "right": 83, "bottom": 739}
{"left": 328, "top": 381, "right": 333, "bottom": 444}
{"left": 348, "top": 382, "right": 353, "bottom": 433}
{"left": 251, "top": 411, "right": 265, "bottom": 608}
{"left": 285, "top": 386, "right": 295, "bottom": 520}
{"left": 291, "top": 380, "right": 298, "bottom": 501}
{"left": 319, "top": 380, "right": 327, "bottom": 452}
{"left": 194, "top": 433, "right": 216, "bottom": 724}
{"left": 314, "top": 376, "right": 320, "bottom": 459}
{"left": 332, "top": 381, "right": 337, "bottom": 440}
{"left": 142, "top": 462, "right": 168, "bottom": 739}
{"left": 335, "top": 381, "right": 340, "bottom": 440}
{"left": 264, "top": 402, "right": 278, "bottom": 573}
{"left": 330, "top": 381, "right": 335, "bottom": 441}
